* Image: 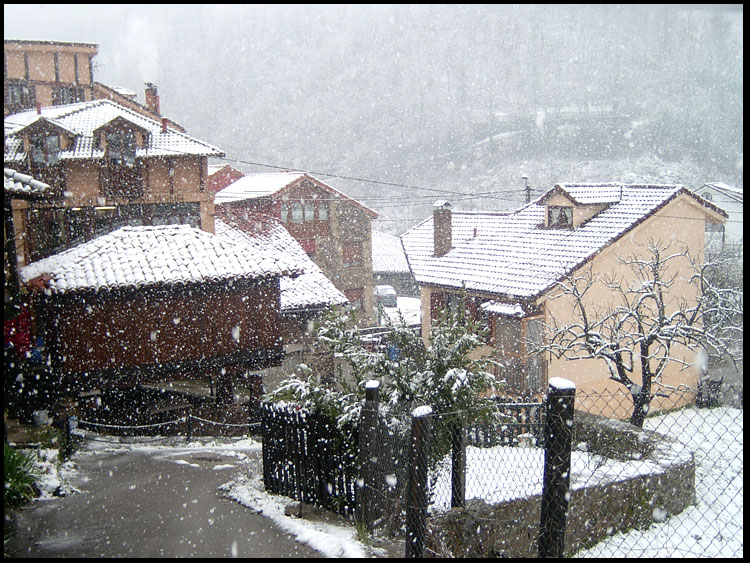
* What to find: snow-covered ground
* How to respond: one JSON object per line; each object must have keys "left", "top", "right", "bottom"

{"left": 30, "top": 405, "right": 741, "bottom": 558}
{"left": 573, "top": 405, "right": 743, "bottom": 558}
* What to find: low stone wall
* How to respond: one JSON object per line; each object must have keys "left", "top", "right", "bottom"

{"left": 426, "top": 411, "right": 695, "bottom": 557}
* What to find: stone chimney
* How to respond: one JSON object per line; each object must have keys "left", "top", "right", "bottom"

{"left": 144, "top": 83, "right": 160, "bottom": 115}
{"left": 433, "top": 200, "right": 452, "bottom": 257}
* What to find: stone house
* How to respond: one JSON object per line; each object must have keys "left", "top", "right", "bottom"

{"left": 402, "top": 183, "right": 727, "bottom": 418}
{"left": 215, "top": 172, "right": 378, "bottom": 324}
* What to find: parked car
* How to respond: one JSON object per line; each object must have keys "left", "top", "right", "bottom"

{"left": 374, "top": 285, "right": 398, "bottom": 308}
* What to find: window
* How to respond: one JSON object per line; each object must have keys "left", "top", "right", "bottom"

{"left": 27, "top": 207, "right": 90, "bottom": 261}
{"left": 291, "top": 202, "right": 304, "bottom": 223}
{"left": 280, "top": 202, "right": 288, "bottom": 223}
{"left": 30, "top": 132, "right": 60, "bottom": 167}
{"left": 6, "top": 82, "right": 35, "bottom": 110}
{"left": 345, "top": 288, "right": 364, "bottom": 311}
{"left": 150, "top": 203, "right": 200, "bottom": 227}
{"left": 342, "top": 242, "right": 363, "bottom": 267}
{"left": 548, "top": 206, "right": 572, "bottom": 228}
{"left": 318, "top": 201, "right": 329, "bottom": 221}
{"left": 107, "top": 131, "right": 137, "bottom": 167}
{"left": 495, "top": 316, "right": 522, "bottom": 356}
{"left": 304, "top": 201, "right": 315, "bottom": 222}
{"left": 53, "top": 85, "right": 84, "bottom": 105}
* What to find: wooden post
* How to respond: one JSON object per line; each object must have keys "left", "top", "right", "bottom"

{"left": 539, "top": 377, "right": 576, "bottom": 558}
{"left": 406, "top": 405, "right": 433, "bottom": 558}
{"left": 450, "top": 421, "right": 466, "bottom": 508}
{"left": 357, "top": 379, "right": 381, "bottom": 532}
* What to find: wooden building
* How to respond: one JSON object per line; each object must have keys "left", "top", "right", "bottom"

{"left": 19, "top": 224, "right": 301, "bottom": 396}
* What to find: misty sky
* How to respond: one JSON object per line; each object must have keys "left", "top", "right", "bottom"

{"left": 5, "top": 4, "right": 743, "bottom": 233}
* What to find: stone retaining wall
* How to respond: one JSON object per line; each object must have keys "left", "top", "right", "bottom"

{"left": 426, "top": 411, "right": 695, "bottom": 557}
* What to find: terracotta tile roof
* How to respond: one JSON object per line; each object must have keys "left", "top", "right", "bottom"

{"left": 402, "top": 183, "right": 724, "bottom": 300}
{"left": 372, "top": 231, "right": 409, "bottom": 273}
{"left": 19, "top": 224, "right": 298, "bottom": 294}
{"left": 214, "top": 218, "right": 348, "bottom": 312}
{"left": 215, "top": 172, "right": 378, "bottom": 218}
{"left": 4, "top": 99, "right": 223, "bottom": 164}
{"left": 4, "top": 168, "right": 52, "bottom": 199}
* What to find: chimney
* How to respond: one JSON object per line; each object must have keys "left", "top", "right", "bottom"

{"left": 161, "top": 117, "right": 168, "bottom": 134}
{"left": 433, "top": 200, "right": 452, "bottom": 257}
{"left": 144, "top": 82, "right": 160, "bottom": 115}
{"left": 36, "top": 102, "right": 42, "bottom": 115}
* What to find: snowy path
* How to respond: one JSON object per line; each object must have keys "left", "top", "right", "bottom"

{"left": 8, "top": 437, "right": 323, "bottom": 558}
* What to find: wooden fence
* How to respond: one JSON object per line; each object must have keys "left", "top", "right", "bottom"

{"left": 466, "top": 398, "right": 546, "bottom": 447}
{"left": 260, "top": 402, "right": 359, "bottom": 517}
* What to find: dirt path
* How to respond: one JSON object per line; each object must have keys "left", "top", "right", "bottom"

{"left": 6, "top": 442, "right": 323, "bottom": 558}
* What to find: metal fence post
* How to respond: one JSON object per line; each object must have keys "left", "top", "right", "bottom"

{"left": 451, "top": 420, "right": 466, "bottom": 508}
{"left": 406, "top": 405, "right": 433, "bottom": 558}
{"left": 539, "top": 377, "right": 576, "bottom": 558}
{"left": 358, "top": 379, "right": 381, "bottom": 532}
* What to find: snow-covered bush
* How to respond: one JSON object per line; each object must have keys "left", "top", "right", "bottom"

{"left": 265, "top": 296, "right": 501, "bottom": 469}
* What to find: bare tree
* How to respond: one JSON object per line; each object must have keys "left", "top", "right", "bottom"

{"left": 539, "top": 239, "right": 742, "bottom": 427}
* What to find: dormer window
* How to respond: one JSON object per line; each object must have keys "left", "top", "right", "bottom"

{"left": 548, "top": 206, "right": 572, "bottom": 228}
{"left": 30, "top": 132, "right": 60, "bottom": 167}
{"left": 106, "top": 130, "right": 137, "bottom": 168}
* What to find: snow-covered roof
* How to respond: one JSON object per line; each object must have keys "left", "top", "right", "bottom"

{"left": 215, "top": 172, "right": 378, "bottom": 218}
{"left": 19, "top": 224, "right": 299, "bottom": 294}
{"left": 697, "top": 182, "right": 743, "bottom": 204}
{"left": 480, "top": 301, "right": 526, "bottom": 317}
{"left": 549, "top": 182, "right": 624, "bottom": 204}
{"left": 4, "top": 168, "right": 52, "bottom": 199}
{"left": 4, "top": 99, "right": 223, "bottom": 163}
{"left": 372, "top": 231, "right": 410, "bottom": 273}
{"left": 402, "top": 183, "right": 727, "bottom": 301}
{"left": 214, "top": 218, "right": 348, "bottom": 312}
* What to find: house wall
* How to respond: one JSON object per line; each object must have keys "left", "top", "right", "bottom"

{"left": 208, "top": 165, "right": 244, "bottom": 193}
{"left": 41, "top": 279, "right": 283, "bottom": 381}
{"left": 4, "top": 40, "right": 97, "bottom": 114}
{"left": 538, "top": 194, "right": 713, "bottom": 418}
{"left": 693, "top": 185, "right": 743, "bottom": 248}
{"left": 12, "top": 155, "right": 212, "bottom": 266}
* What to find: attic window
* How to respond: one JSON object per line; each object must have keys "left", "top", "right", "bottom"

{"left": 30, "top": 132, "right": 60, "bottom": 167}
{"left": 106, "top": 131, "right": 137, "bottom": 167}
{"left": 548, "top": 206, "right": 572, "bottom": 228}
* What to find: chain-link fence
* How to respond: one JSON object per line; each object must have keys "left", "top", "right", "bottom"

{"left": 418, "top": 382, "right": 742, "bottom": 558}
{"left": 572, "top": 384, "right": 743, "bottom": 558}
